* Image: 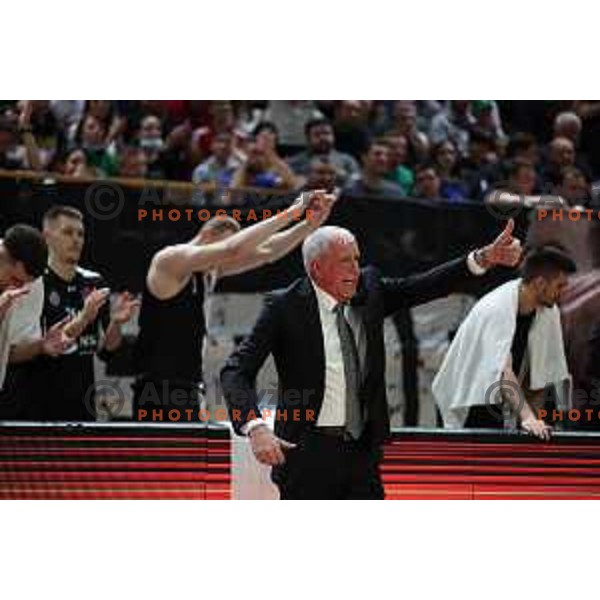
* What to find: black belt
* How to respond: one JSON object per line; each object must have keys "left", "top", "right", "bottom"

{"left": 315, "top": 426, "right": 357, "bottom": 442}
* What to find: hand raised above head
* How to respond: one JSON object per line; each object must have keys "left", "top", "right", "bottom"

{"left": 476, "top": 218, "right": 523, "bottom": 269}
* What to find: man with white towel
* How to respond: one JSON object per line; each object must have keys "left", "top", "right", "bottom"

{"left": 433, "top": 245, "right": 577, "bottom": 440}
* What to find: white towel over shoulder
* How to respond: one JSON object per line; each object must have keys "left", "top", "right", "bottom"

{"left": 432, "top": 278, "right": 570, "bottom": 428}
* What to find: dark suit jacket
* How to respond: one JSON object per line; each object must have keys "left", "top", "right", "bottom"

{"left": 220, "top": 256, "right": 478, "bottom": 447}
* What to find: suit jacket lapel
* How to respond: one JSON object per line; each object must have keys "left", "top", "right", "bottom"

{"left": 295, "top": 278, "right": 325, "bottom": 377}
{"left": 353, "top": 271, "right": 373, "bottom": 387}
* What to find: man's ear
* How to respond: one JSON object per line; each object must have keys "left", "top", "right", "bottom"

{"left": 14, "top": 261, "right": 30, "bottom": 283}
{"left": 532, "top": 276, "right": 547, "bottom": 294}
{"left": 308, "top": 260, "right": 320, "bottom": 281}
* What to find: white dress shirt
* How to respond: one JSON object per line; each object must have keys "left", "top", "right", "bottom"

{"left": 312, "top": 282, "right": 365, "bottom": 427}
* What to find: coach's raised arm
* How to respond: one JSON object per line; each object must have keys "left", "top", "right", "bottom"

{"left": 220, "top": 218, "right": 523, "bottom": 500}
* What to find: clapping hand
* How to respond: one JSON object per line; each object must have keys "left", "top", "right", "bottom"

{"left": 110, "top": 291, "right": 140, "bottom": 325}
{"left": 42, "top": 316, "right": 75, "bottom": 357}
{"left": 81, "top": 288, "right": 111, "bottom": 325}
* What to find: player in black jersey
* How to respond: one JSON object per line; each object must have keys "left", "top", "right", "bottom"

{"left": 30, "top": 206, "right": 139, "bottom": 421}
{"left": 133, "top": 190, "right": 336, "bottom": 422}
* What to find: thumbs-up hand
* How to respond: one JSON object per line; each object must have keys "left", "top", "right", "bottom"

{"left": 475, "top": 218, "right": 523, "bottom": 269}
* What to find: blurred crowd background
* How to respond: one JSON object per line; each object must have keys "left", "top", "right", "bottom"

{"left": 1, "top": 100, "right": 600, "bottom": 206}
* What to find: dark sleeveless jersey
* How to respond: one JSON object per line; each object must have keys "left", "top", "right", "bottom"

{"left": 134, "top": 274, "right": 206, "bottom": 384}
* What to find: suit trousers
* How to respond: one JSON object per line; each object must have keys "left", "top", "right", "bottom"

{"left": 273, "top": 429, "right": 384, "bottom": 500}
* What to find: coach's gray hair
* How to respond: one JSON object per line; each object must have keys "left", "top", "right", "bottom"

{"left": 302, "top": 226, "right": 356, "bottom": 270}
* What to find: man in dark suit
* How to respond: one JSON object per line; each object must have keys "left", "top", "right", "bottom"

{"left": 220, "top": 219, "right": 522, "bottom": 499}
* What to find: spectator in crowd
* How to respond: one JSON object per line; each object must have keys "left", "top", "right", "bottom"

{"left": 369, "top": 102, "right": 393, "bottom": 137}
{"left": 416, "top": 100, "right": 445, "bottom": 123}
{"left": 288, "top": 118, "right": 359, "bottom": 186}
{"left": 262, "top": 101, "right": 323, "bottom": 156}
{"left": 188, "top": 101, "right": 245, "bottom": 166}
{"left": 60, "top": 149, "right": 98, "bottom": 178}
{"left": 429, "top": 101, "right": 474, "bottom": 158}
{"left": 135, "top": 114, "right": 167, "bottom": 179}
{"left": 20, "top": 101, "right": 63, "bottom": 169}
{"left": 81, "top": 101, "right": 124, "bottom": 146}
{"left": 230, "top": 137, "right": 297, "bottom": 191}
{"left": 551, "top": 111, "right": 594, "bottom": 178}
{"left": 431, "top": 140, "right": 467, "bottom": 200}
{"left": 344, "top": 139, "right": 405, "bottom": 199}
{"left": 540, "top": 136, "right": 576, "bottom": 186}
{"left": 471, "top": 101, "right": 506, "bottom": 143}
{"left": 73, "top": 113, "right": 118, "bottom": 176}
{"left": 461, "top": 128, "right": 501, "bottom": 199}
{"left": 506, "top": 132, "right": 539, "bottom": 165}
{"left": 253, "top": 121, "right": 280, "bottom": 156}
{"left": 82, "top": 101, "right": 114, "bottom": 124}
{"left": 432, "top": 140, "right": 459, "bottom": 179}
{"left": 118, "top": 146, "right": 148, "bottom": 179}
{"left": 0, "top": 118, "right": 25, "bottom": 170}
{"left": 159, "top": 119, "right": 199, "bottom": 181}
{"left": 505, "top": 158, "right": 537, "bottom": 196}
{"left": 303, "top": 157, "right": 340, "bottom": 193}
{"left": 5, "top": 101, "right": 67, "bottom": 173}
{"left": 191, "top": 131, "right": 241, "bottom": 187}
{"left": 414, "top": 163, "right": 464, "bottom": 202}
{"left": 383, "top": 134, "right": 415, "bottom": 195}
{"left": 49, "top": 101, "right": 85, "bottom": 136}
{"left": 415, "top": 162, "right": 471, "bottom": 202}
{"left": 556, "top": 166, "right": 589, "bottom": 206}
{"left": 553, "top": 111, "right": 582, "bottom": 146}
{"left": 389, "top": 101, "right": 429, "bottom": 164}
{"left": 333, "top": 101, "right": 371, "bottom": 160}
{"left": 5, "top": 98, "right": 598, "bottom": 205}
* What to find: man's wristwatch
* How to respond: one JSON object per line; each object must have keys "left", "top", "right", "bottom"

{"left": 474, "top": 247, "right": 489, "bottom": 268}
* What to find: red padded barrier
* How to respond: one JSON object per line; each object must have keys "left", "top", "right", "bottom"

{"left": 0, "top": 424, "right": 231, "bottom": 500}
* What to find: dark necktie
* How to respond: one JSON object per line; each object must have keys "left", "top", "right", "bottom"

{"left": 334, "top": 303, "right": 363, "bottom": 440}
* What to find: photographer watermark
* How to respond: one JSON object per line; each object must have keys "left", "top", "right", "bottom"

{"left": 133, "top": 380, "right": 318, "bottom": 422}
{"left": 83, "top": 379, "right": 127, "bottom": 420}
{"left": 483, "top": 378, "right": 526, "bottom": 423}
{"left": 483, "top": 377, "right": 600, "bottom": 427}
{"left": 84, "top": 181, "right": 125, "bottom": 221}
{"left": 80, "top": 181, "right": 319, "bottom": 224}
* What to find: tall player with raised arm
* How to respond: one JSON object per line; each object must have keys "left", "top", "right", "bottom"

{"left": 133, "top": 190, "right": 337, "bottom": 421}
